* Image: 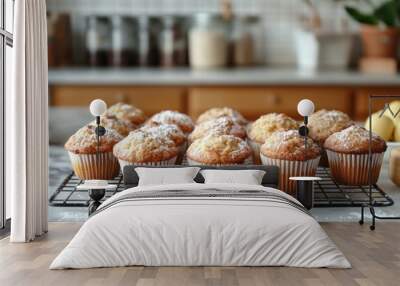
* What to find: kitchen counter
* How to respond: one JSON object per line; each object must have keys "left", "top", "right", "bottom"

{"left": 48, "top": 67, "right": 400, "bottom": 86}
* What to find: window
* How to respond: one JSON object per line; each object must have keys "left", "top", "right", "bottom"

{"left": 0, "top": 0, "right": 13, "bottom": 231}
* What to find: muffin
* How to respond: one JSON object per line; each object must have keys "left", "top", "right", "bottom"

{"left": 65, "top": 125, "right": 123, "bottom": 180}
{"left": 260, "top": 130, "right": 321, "bottom": 196}
{"left": 105, "top": 102, "right": 146, "bottom": 126}
{"left": 308, "top": 109, "right": 353, "bottom": 166}
{"left": 247, "top": 113, "right": 299, "bottom": 164}
{"left": 186, "top": 134, "right": 252, "bottom": 165}
{"left": 196, "top": 107, "right": 248, "bottom": 126}
{"left": 113, "top": 129, "right": 179, "bottom": 169}
{"left": 147, "top": 110, "right": 194, "bottom": 134}
{"left": 308, "top": 110, "right": 353, "bottom": 145}
{"left": 88, "top": 115, "right": 136, "bottom": 137}
{"left": 324, "top": 125, "right": 387, "bottom": 186}
{"left": 189, "top": 116, "right": 247, "bottom": 143}
{"left": 141, "top": 124, "right": 187, "bottom": 164}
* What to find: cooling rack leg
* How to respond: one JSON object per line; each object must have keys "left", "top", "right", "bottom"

{"left": 359, "top": 205, "right": 364, "bottom": 225}
{"left": 369, "top": 206, "right": 376, "bottom": 231}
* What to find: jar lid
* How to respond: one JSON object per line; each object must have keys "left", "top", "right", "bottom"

{"left": 192, "top": 13, "right": 224, "bottom": 26}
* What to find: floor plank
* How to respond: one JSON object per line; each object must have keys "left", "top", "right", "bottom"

{"left": 0, "top": 222, "right": 399, "bottom": 286}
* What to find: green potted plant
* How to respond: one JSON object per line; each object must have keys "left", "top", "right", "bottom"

{"left": 344, "top": 0, "right": 399, "bottom": 58}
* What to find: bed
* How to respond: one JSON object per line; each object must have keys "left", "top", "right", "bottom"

{"left": 50, "top": 165, "right": 350, "bottom": 269}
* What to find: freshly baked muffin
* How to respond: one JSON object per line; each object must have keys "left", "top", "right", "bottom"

{"left": 247, "top": 113, "right": 299, "bottom": 164}
{"left": 186, "top": 134, "right": 252, "bottom": 165}
{"left": 196, "top": 107, "right": 248, "bottom": 125}
{"left": 105, "top": 103, "right": 146, "bottom": 126}
{"left": 147, "top": 110, "right": 194, "bottom": 134}
{"left": 189, "top": 116, "right": 247, "bottom": 143}
{"left": 113, "top": 129, "right": 179, "bottom": 168}
{"left": 308, "top": 110, "right": 353, "bottom": 145}
{"left": 306, "top": 109, "right": 353, "bottom": 167}
{"left": 141, "top": 124, "right": 187, "bottom": 164}
{"left": 65, "top": 125, "right": 123, "bottom": 180}
{"left": 88, "top": 115, "right": 136, "bottom": 137}
{"left": 260, "top": 130, "right": 321, "bottom": 196}
{"left": 324, "top": 125, "right": 387, "bottom": 185}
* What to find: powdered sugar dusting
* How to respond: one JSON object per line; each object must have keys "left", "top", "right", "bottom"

{"left": 249, "top": 113, "right": 299, "bottom": 143}
{"left": 187, "top": 134, "right": 251, "bottom": 163}
{"left": 151, "top": 110, "right": 193, "bottom": 126}
{"left": 113, "top": 128, "right": 178, "bottom": 162}
{"left": 65, "top": 125, "right": 123, "bottom": 154}
{"left": 140, "top": 124, "right": 186, "bottom": 145}
{"left": 325, "top": 125, "right": 386, "bottom": 153}
{"left": 196, "top": 107, "right": 248, "bottom": 125}
{"left": 308, "top": 109, "right": 353, "bottom": 143}
{"left": 88, "top": 115, "right": 136, "bottom": 136}
{"left": 261, "top": 130, "right": 321, "bottom": 161}
{"left": 190, "top": 116, "right": 246, "bottom": 141}
{"left": 105, "top": 103, "right": 146, "bottom": 125}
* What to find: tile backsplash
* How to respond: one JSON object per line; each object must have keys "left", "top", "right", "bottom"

{"left": 46, "top": 0, "right": 358, "bottom": 66}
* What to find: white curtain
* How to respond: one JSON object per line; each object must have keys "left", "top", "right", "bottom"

{"left": 8, "top": 0, "right": 48, "bottom": 242}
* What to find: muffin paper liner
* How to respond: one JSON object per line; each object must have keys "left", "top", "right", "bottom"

{"left": 326, "top": 150, "right": 384, "bottom": 186}
{"left": 260, "top": 154, "right": 320, "bottom": 197}
{"left": 68, "top": 151, "right": 120, "bottom": 180}
{"left": 186, "top": 156, "right": 253, "bottom": 166}
{"left": 118, "top": 156, "right": 178, "bottom": 170}
{"left": 247, "top": 139, "right": 262, "bottom": 165}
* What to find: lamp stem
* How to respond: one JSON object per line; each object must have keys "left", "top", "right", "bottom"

{"left": 96, "top": 116, "right": 100, "bottom": 163}
{"left": 304, "top": 116, "right": 308, "bottom": 150}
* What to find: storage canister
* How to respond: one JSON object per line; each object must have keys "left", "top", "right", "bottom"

{"left": 189, "top": 13, "right": 228, "bottom": 69}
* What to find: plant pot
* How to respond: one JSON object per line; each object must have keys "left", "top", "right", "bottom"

{"left": 360, "top": 25, "right": 399, "bottom": 58}
{"left": 294, "top": 29, "right": 353, "bottom": 71}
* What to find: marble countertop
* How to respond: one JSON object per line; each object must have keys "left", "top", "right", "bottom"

{"left": 48, "top": 67, "right": 400, "bottom": 86}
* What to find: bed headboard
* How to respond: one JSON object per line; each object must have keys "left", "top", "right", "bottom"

{"left": 122, "top": 165, "right": 280, "bottom": 189}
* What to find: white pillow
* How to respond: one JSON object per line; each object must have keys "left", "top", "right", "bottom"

{"left": 200, "top": 169, "right": 266, "bottom": 185}
{"left": 135, "top": 167, "right": 201, "bottom": 186}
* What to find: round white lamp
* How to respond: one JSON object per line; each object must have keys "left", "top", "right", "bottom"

{"left": 89, "top": 99, "right": 107, "bottom": 139}
{"left": 90, "top": 99, "right": 107, "bottom": 117}
{"left": 297, "top": 99, "right": 315, "bottom": 117}
{"left": 297, "top": 99, "right": 315, "bottom": 142}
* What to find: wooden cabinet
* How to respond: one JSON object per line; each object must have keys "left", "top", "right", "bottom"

{"left": 187, "top": 87, "right": 353, "bottom": 120}
{"left": 49, "top": 86, "right": 187, "bottom": 116}
{"left": 49, "top": 84, "right": 400, "bottom": 121}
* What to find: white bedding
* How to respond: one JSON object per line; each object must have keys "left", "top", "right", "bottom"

{"left": 50, "top": 183, "right": 350, "bottom": 269}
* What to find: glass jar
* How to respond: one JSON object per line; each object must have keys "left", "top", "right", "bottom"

{"left": 111, "top": 16, "right": 138, "bottom": 67}
{"left": 158, "top": 16, "right": 188, "bottom": 67}
{"left": 231, "top": 16, "right": 262, "bottom": 66}
{"left": 85, "top": 16, "right": 111, "bottom": 67}
{"left": 189, "top": 13, "right": 228, "bottom": 69}
{"left": 137, "top": 16, "right": 160, "bottom": 67}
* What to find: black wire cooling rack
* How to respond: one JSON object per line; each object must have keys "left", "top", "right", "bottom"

{"left": 49, "top": 173, "right": 125, "bottom": 207}
{"left": 313, "top": 168, "right": 393, "bottom": 207}
{"left": 48, "top": 167, "right": 393, "bottom": 208}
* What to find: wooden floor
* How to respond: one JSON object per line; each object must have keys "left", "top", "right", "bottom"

{"left": 0, "top": 222, "right": 399, "bottom": 286}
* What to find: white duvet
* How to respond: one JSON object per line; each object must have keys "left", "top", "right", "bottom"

{"left": 50, "top": 183, "right": 350, "bottom": 269}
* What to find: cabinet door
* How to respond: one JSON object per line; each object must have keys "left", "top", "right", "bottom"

{"left": 188, "top": 87, "right": 353, "bottom": 120}
{"left": 49, "top": 86, "right": 187, "bottom": 115}
{"left": 354, "top": 88, "right": 400, "bottom": 121}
